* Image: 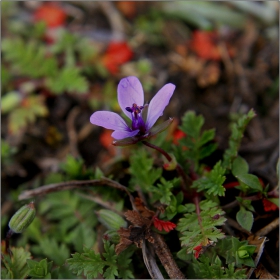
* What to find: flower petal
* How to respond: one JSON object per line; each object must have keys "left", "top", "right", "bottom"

{"left": 112, "top": 129, "right": 139, "bottom": 140}
{"left": 118, "top": 76, "right": 144, "bottom": 119}
{"left": 90, "top": 111, "right": 128, "bottom": 131}
{"left": 146, "top": 84, "right": 175, "bottom": 130}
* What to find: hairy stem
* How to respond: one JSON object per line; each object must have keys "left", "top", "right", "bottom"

{"left": 142, "top": 141, "right": 192, "bottom": 192}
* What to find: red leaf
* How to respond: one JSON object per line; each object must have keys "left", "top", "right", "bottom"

{"left": 262, "top": 198, "right": 278, "bottom": 212}
{"left": 34, "top": 3, "right": 67, "bottom": 28}
{"left": 153, "top": 217, "right": 176, "bottom": 233}
{"left": 193, "top": 245, "right": 203, "bottom": 259}
{"left": 101, "top": 41, "right": 133, "bottom": 74}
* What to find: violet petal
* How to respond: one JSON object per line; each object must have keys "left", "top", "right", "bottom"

{"left": 112, "top": 129, "right": 140, "bottom": 140}
{"left": 146, "top": 84, "right": 175, "bottom": 130}
{"left": 90, "top": 111, "right": 128, "bottom": 131}
{"left": 118, "top": 76, "right": 144, "bottom": 119}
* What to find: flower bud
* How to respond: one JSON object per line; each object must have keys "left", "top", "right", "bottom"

{"left": 97, "top": 209, "right": 127, "bottom": 230}
{"left": 237, "top": 249, "right": 249, "bottom": 259}
{"left": 8, "top": 202, "right": 36, "bottom": 233}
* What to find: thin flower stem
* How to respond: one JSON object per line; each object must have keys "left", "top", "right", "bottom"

{"left": 5, "top": 229, "right": 14, "bottom": 256}
{"left": 142, "top": 141, "right": 192, "bottom": 192}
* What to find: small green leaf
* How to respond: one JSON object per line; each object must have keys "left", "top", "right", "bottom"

{"left": 235, "top": 173, "right": 263, "bottom": 191}
{"left": 1, "top": 91, "right": 22, "bottom": 114}
{"left": 232, "top": 156, "right": 249, "bottom": 176}
{"left": 236, "top": 208, "right": 253, "bottom": 232}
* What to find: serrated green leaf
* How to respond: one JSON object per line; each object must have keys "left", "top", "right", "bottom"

{"left": 199, "top": 129, "right": 215, "bottom": 147}
{"left": 129, "top": 148, "right": 162, "bottom": 192}
{"left": 192, "top": 161, "right": 226, "bottom": 196}
{"left": 1, "top": 247, "right": 31, "bottom": 279}
{"left": 236, "top": 208, "right": 253, "bottom": 232}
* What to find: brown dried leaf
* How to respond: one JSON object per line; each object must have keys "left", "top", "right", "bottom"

{"left": 115, "top": 237, "right": 133, "bottom": 255}
{"left": 134, "top": 197, "right": 155, "bottom": 219}
{"left": 124, "top": 210, "right": 150, "bottom": 226}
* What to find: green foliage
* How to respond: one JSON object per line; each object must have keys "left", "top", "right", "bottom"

{"left": 173, "top": 111, "right": 217, "bottom": 172}
{"left": 215, "top": 237, "right": 256, "bottom": 268}
{"left": 60, "top": 155, "right": 85, "bottom": 180}
{"left": 150, "top": 177, "right": 180, "bottom": 205}
{"left": 32, "top": 238, "right": 70, "bottom": 266}
{"left": 2, "top": 38, "right": 57, "bottom": 79}
{"left": 27, "top": 258, "right": 53, "bottom": 279}
{"left": 236, "top": 207, "right": 254, "bottom": 232}
{"left": 192, "top": 161, "right": 226, "bottom": 196}
{"left": 1, "top": 247, "right": 31, "bottom": 279}
{"left": 1, "top": 91, "right": 22, "bottom": 114}
{"left": 2, "top": 33, "right": 89, "bottom": 95}
{"left": 222, "top": 109, "right": 256, "bottom": 170}
{"left": 177, "top": 200, "right": 226, "bottom": 253}
{"left": 8, "top": 95, "right": 48, "bottom": 133}
{"left": 190, "top": 255, "right": 247, "bottom": 279}
{"left": 38, "top": 191, "right": 98, "bottom": 253}
{"left": 232, "top": 156, "right": 263, "bottom": 193}
{"left": 46, "top": 66, "right": 88, "bottom": 94}
{"left": 67, "top": 240, "right": 134, "bottom": 279}
{"left": 129, "top": 148, "right": 162, "bottom": 192}
{"left": 1, "top": 139, "right": 17, "bottom": 166}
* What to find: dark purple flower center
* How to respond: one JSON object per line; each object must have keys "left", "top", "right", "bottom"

{"left": 126, "top": 103, "right": 146, "bottom": 134}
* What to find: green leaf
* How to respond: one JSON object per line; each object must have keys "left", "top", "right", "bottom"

{"left": 60, "top": 155, "right": 84, "bottom": 179}
{"left": 180, "top": 111, "right": 204, "bottom": 138}
{"left": 1, "top": 247, "right": 31, "bottom": 279}
{"left": 232, "top": 156, "right": 249, "bottom": 176}
{"left": 46, "top": 67, "right": 89, "bottom": 95}
{"left": 67, "top": 247, "right": 104, "bottom": 278}
{"left": 129, "top": 148, "right": 162, "bottom": 192}
{"left": 222, "top": 109, "right": 256, "bottom": 170}
{"left": 35, "top": 238, "right": 70, "bottom": 266}
{"left": 174, "top": 111, "right": 217, "bottom": 172}
{"left": 236, "top": 208, "right": 253, "bottom": 232}
{"left": 8, "top": 95, "right": 48, "bottom": 134}
{"left": 27, "top": 258, "right": 53, "bottom": 279}
{"left": 1, "top": 91, "right": 22, "bottom": 114}
{"left": 235, "top": 173, "right": 263, "bottom": 192}
{"left": 177, "top": 200, "right": 226, "bottom": 253}
{"left": 67, "top": 240, "right": 134, "bottom": 279}
{"left": 191, "top": 161, "right": 226, "bottom": 196}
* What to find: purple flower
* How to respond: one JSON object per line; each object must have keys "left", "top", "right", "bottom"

{"left": 90, "top": 76, "right": 175, "bottom": 145}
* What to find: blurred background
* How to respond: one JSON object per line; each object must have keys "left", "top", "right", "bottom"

{"left": 1, "top": 0, "right": 279, "bottom": 223}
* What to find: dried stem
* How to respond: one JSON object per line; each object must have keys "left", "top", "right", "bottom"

{"left": 255, "top": 218, "right": 279, "bottom": 236}
{"left": 152, "top": 232, "right": 185, "bottom": 279}
{"left": 18, "top": 177, "right": 137, "bottom": 211}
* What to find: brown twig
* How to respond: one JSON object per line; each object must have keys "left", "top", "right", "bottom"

{"left": 255, "top": 218, "right": 279, "bottom": 236}
{"left": 152, "top": 232, "right": 185, "bottom": 279}
{"left": 18, "top": 177, "right": 137, "bottom": 210}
